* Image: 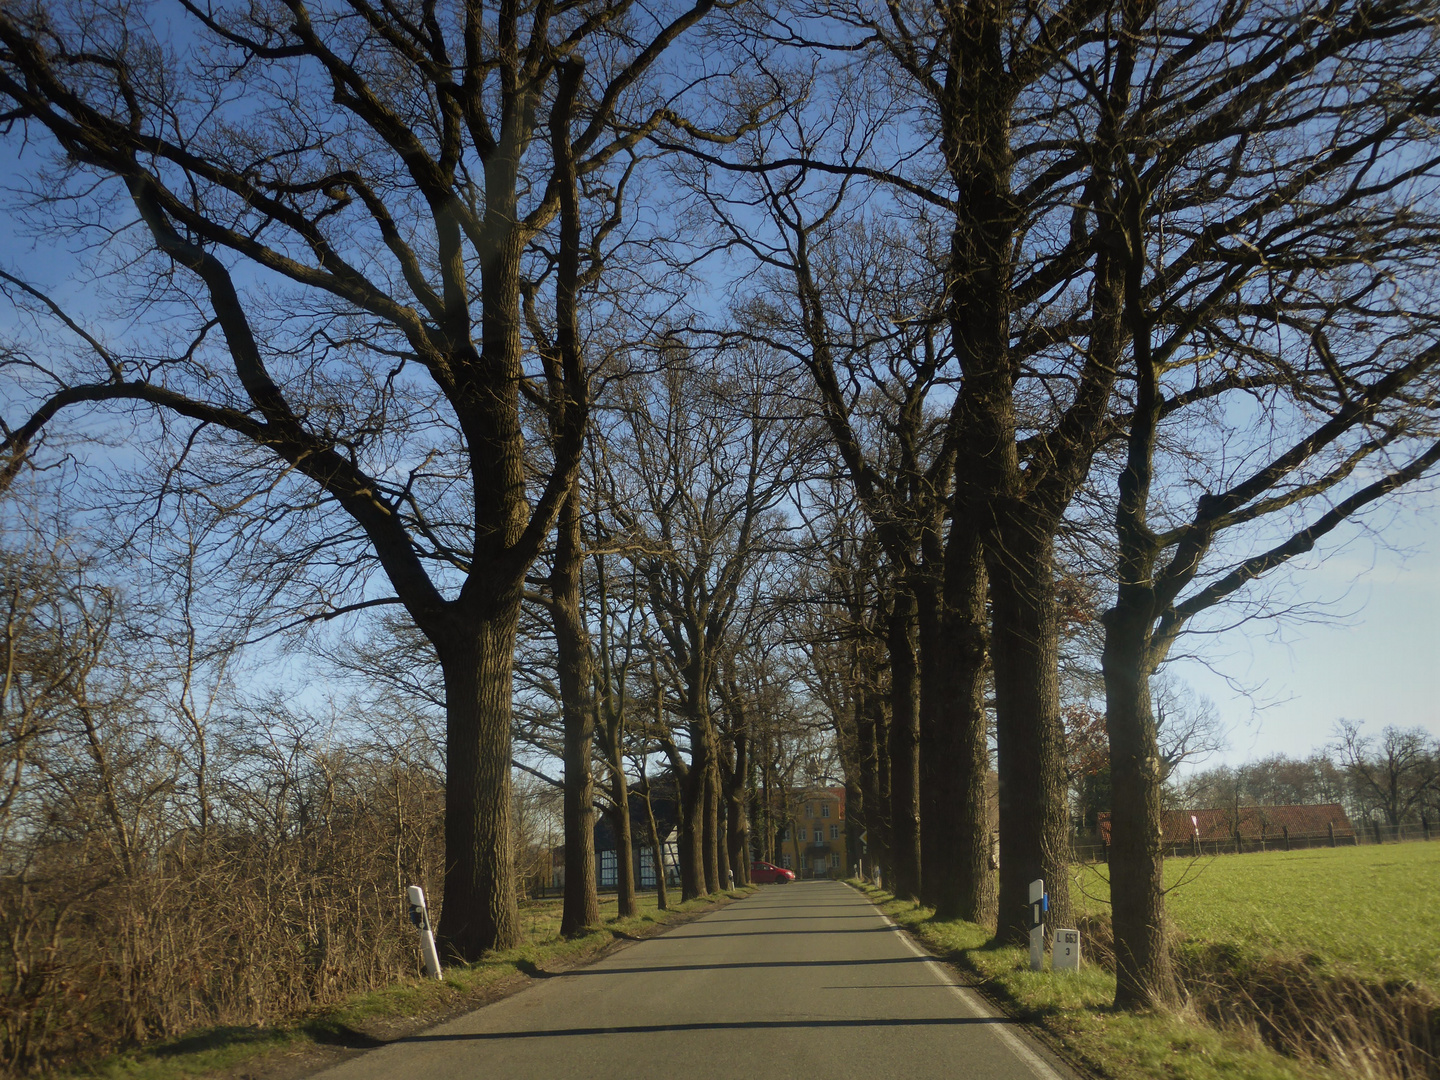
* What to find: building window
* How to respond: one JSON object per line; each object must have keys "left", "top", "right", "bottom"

{"left": 830, "top": 824, "right": 839, "bottom": 840}
{"left": 822, "top": 804, "right": 831, "bottom": 818}
{"left": 781, "top": 854, "right": 792, "bottom": 869}
{"left": 639, "top": 848, "right": 656, "bottom": 888}
{"left": 806, "top": 803, "right": 814, "bottom": 819}
{"left": 600, "top": 849, "right": 617, "bottom": 887}
{"left": 830, "top": 853, "right": 840, "bottom": 869}
{"left": 779, "top": 827, "right": 790, "bottom": 841}
{"left": 798, "top": 826, "right": 807, "bottom": 842}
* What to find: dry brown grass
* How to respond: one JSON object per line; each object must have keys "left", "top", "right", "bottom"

{"left": 1179, "top": 945, "right": 1439, "bottom": 1080}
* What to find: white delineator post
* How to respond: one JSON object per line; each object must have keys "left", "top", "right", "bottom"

{"left": 407, "top": 885, "right": 443, "bottom": 980}
{"left": 1028, "top": 878, "right": 1046, "bottom": 972}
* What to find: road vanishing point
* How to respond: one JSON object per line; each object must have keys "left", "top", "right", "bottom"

{"left": 317, "top": 880, "right": 1074, "bottom": 1080}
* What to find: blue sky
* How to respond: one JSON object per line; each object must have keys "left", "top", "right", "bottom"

{"left": 1166, "top": 487, "right": 1440, "bottom": 769}
{"left": 3, "top": 6, "right": 1437, "bottom": 777}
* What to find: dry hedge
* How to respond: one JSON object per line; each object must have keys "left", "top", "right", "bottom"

{"left": 0, "top": 770, "right": 446, "bottom": 1075}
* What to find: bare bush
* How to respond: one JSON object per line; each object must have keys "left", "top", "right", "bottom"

{"left": 0, "top": 532, "right": 446, "bottom": 1073}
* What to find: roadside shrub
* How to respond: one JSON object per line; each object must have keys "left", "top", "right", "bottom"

{"left": 0, "top": 755, "right": 446, "bottom": 1075}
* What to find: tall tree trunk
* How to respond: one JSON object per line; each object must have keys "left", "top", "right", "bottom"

{"left": 759, "top": 748, "right": 775, "bottom": 861}
{"left": 540, "top": 117, "right": 600, "bottom": 935}
{"left": 551, "top": 487, "right": 600, "bottom": 938}
{"left": 1103, "top": 270, "right": 1178, "bottom": 1005}
{"left": 918, "top": 525, "right": 996, "bottom": 925}
{"left": 608, "top": 759, "right": 638, "bottom": 917}
{"left": 855, "top": 695, "right": 878, "bottom": 879}
{"left": 703, "top": 754, "right": 721, "bottom": 893}
{"left": 437, "top": 610, "right": 522, "bottom": 959}
{"left": 716, "top": 777, "right": 732, "bottom": 889}
{"left": 560, "top": 714, "right": 600, "bottom": 936}
{"left": 887, "top": 588, "right": 922, "bottom": 900}
{"left": 844, "top": 777, "right": 864, "bottom": 877}
{"left": 726, "top": 730, "right": 751, "bottom": 884}
{"left": 591, "top": 552, "right": 635, "bottom": 918}
{"left": 856, "top": 683, "right": 892, "bottom": 882}
{"left": 1102, "top": 604, "right": 1176, "bottom": 1006}
{"left": 610, "top": 800, "right": 638, "bottom": 917}
{"left": 872, "top": 691, "right": 893, "bottom": 885}
{"left": 989, "top": 519, "right": 1072, "bottom": 944}
{"left": 916, "top": 574, "right": 942, "bottom": 908}
{"left": 641, "top": 776, "right": 669, "bottom": 910}
{"left": 678, "top": 759, "right": 706, "bottom": 901}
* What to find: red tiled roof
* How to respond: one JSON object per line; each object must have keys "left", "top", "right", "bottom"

{"left": 1097, "top": 804, "right": 1354, "bottom": 844}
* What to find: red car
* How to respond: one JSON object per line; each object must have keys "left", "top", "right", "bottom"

{"left": 750, "top": 860, "right": 795, "bottom": 884}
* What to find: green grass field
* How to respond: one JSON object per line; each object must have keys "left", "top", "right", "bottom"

{"left": 852, "top": 841, "right": 1440, "bottom": 1080}
{"left": 516, "top": 889, "right": 671, "bottom": 942}
{"left": 1071, "top": 841, "right": 1440, "bottom": 982}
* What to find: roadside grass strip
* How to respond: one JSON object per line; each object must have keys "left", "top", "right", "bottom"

{"left": 58, "top": 888, "right": 755, "bottom": 1080}
{"left": 849, "top": 880, "right": 1347, "bottom": 1080}
{"left": 1071, "top": 843, "right": 1440, "bottom": 1078}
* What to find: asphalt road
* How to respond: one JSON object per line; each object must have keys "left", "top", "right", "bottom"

{"left": 316, "top": 880, "right": 1072, "bottom": 1080}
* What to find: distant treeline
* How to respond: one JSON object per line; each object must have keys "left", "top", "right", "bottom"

{"left": 1175, "top": 723, "right": 1440, "bottom": 829}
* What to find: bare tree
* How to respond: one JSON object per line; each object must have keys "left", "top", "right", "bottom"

{"left": 1176, "top": 753, "right": 1349, "bottom": 812}
{"left": 0, "top": 0, "right": 734, "bottom": 958}
{"left": 589, "top": 548, "right": 647, "bottom": 917}
{"left": 716, "top": 191, "right": 990, "bottom": 915}
{"left": 782, "top": 469, "right": 897, "bottom": 883}
{"left": 1, "top": 537, "right": 81, "bottom": 850}
{"left": 3, "top": 500, "right": 458, "bottom": 1064}
{"left": 603, "top": 347, "right": 811, "bottom": 898}
{"left": 1331, "top": 721, "right": 1440, "bottom": 829}
{"left": 685, "top": 0, "right": 1138, "bottom": 939}
{"left": 683, "top": 0, "right": 1440, "bottom": 981}
{"left": 1093, "top": 0, "right": 1440, "bottom": 1005}
{"left": 1152, "top": 680, "right": 1228, "bottom": 786}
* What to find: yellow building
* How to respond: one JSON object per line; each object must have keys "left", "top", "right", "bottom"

{"left": 781, "top": 786, "right": 848, "bottom": 879}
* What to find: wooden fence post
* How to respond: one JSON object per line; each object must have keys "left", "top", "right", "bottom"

{"left": 1283, "top": 825, "right": 1290, "bottom": 851}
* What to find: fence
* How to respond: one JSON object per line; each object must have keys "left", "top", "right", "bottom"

{"left": 1073, "top": 819, "right": 1435, "bottom": 863}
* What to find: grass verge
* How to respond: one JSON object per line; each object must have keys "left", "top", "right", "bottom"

{"left": 1069, "top": 845, "right": 1440, "bottom": 1079}
{"left": 848, "top": 880, "right": 1350, "bottom": 1080}
{"left": 58, "top": 889, "right": 754, "bottom": 1080}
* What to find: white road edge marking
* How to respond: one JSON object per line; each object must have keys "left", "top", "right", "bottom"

{"left": 871, "top": 905, "right": 1068, "bottom": 1080}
